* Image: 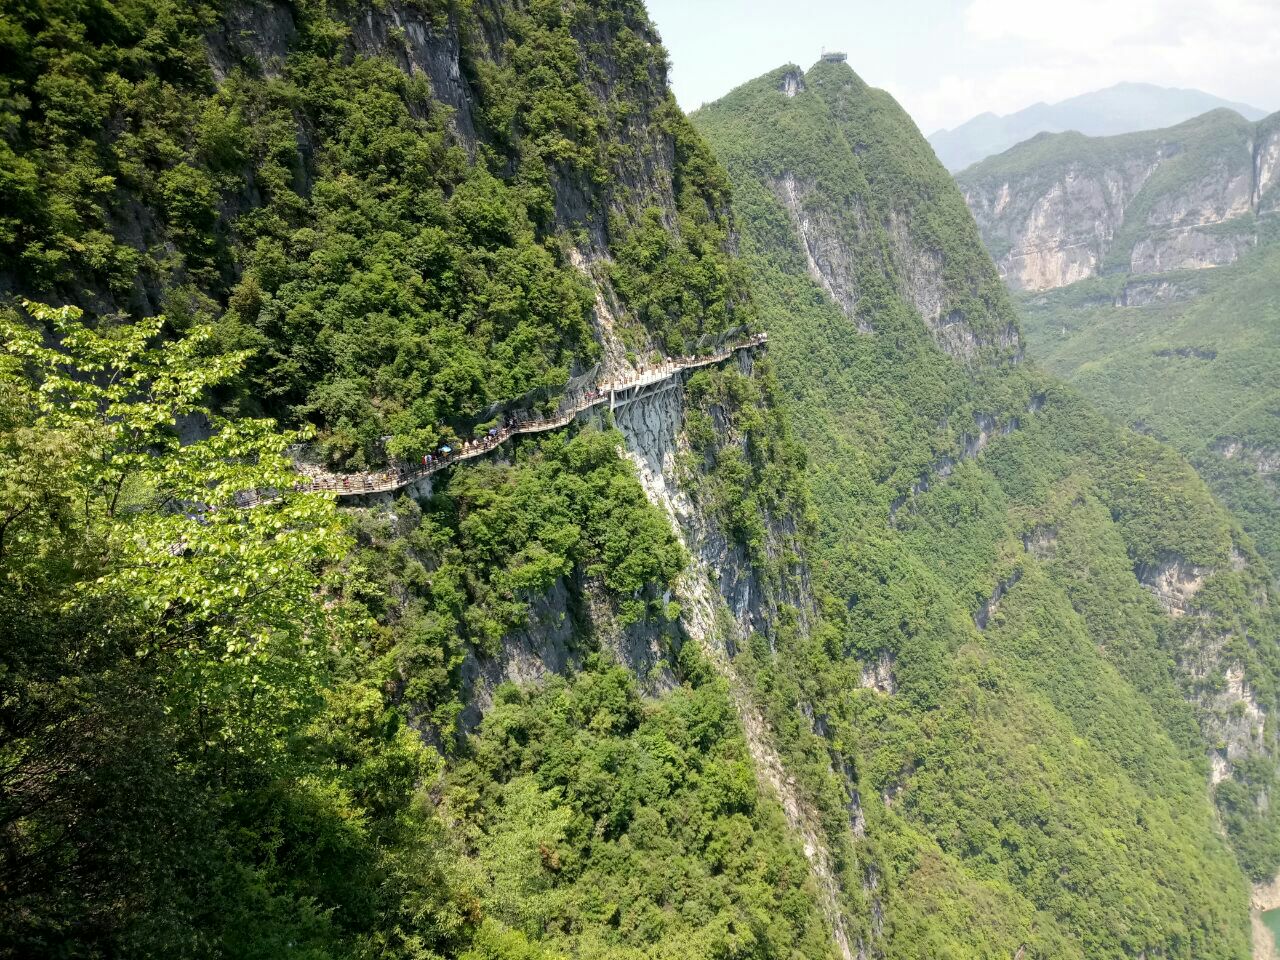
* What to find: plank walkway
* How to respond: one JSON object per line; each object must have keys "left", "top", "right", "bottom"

{"left": 236, "top": 333, "right": 766, "bottom": 505}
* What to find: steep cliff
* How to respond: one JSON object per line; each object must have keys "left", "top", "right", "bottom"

{"left": 959, "top": 109, "right": 1280, "bottom": 291}
{"left": 0, "top": 2, "right": 852, "bottom": 956}
{"left": 696, "top": 59, "right": 1280, "bottom": 958}
{"left": 7, "top": 3, "right": 1280, "bottom": 958}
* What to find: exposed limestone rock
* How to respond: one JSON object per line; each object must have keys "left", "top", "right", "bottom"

{"left": 859, "top": 652, "right": 896, "bottom": 694}
{"left": 1214, "top": 438, "right": 1280, "bottom": 477}
{"left": 455, "top": 578, "right": 581, "bottom": 732}
{"left": 960, "top": 113, "right": 1278, "bottom": 291}
{"left": 1145, "top": 164, "right": 1254, "bottom": 228}
{"left": 1129, "top": 225, "right": 1254, "bottom": 275}
{"left": 780, "top": 69, "right": 805, "bottom": 98}
{"left": 1116, "top": 277, "right": 1200, "bottom": 306}
{"left": 885, "top": 210, "right": 1013, "bottom": 359}
{"left": 975, "top": 569, "right": 1022, "bottom": 629}
{"left": 1257, "top": 125, "right": 1280, "bottom": 213}
{"left": 770, "top": 171, "right": 1019, "bottom": 359}
{"left": 1022, "top": 525, "right": 1059, "bottom": 561}
{"left": 1136, "top": 557, "right": 1212, "bottom": 616}
{"left": 892, "top": 405, "right": 1040, "bottom": 521}
{"left": 771, "top": 174, "right": 873, "bottom": 333}
{"left": 524, "top": 326, "right": 854, "bottom": 957}
{"left": 207, "top": 0, "right": 297, "bottom": 80}
{"left": 962, "top": 157, "right": 1159, "bottom": 292}
{"left": 1192, "top": 659, "right": 1267, "bottom": 786}
{"left": 1252, "top": 875, "right": 1280, "bottom": 960}
{"left": 614, "top": 378, "right": 773, "bottom": 635}
{"left": 612, "top": 366, "right": 857, "bottom": 960}
{"left": 567, "top": 246, "right": 636, "bottom": 382}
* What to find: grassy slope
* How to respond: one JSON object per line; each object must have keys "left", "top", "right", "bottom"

{"left": 695, "top": 60, "right": 1279, "bottom": 957}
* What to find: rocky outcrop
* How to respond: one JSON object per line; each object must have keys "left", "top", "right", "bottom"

{"left": 886, "top": 212, "right": 1021, "bottom": 360}
{"left": 892, "top": 403, "right": 1040, "bottom": 520}
{"left": 975, "top": 569, "right": 1022, "bottom": 629}
{"left": 1214, "top": 438, "right": 1280, "bottom": 477}
{"left": 959, "top": 109, "right": 1279, "bottom": 291}
{"left": 780, "top": 69, "right": 805, "bottom": 99}
{"left": 1115, "top": 277, "right": 1200, "bottom": 307}
{"left": 963, "top": 156, "right": 1160, "bottom": 291}
{"left": 1254, "top": 120, "right": 1280, "bottom": 214}
{"left": 1252, "top": 877, "right": 1280, "bottom": 960}
{"left": 772, "top": 174, "right": 874, "bottom": 334}
{"left": 1141, "top": 554, "right": 1271, "bottom": 787}
{"left": 1136, "top": 557, "right": 1212, "bottom": 616}
{"left": 859, "top": 652, "right": 897, "bottom": 694}
{"left": 1022, "top": 525, "right": 1058, "bottom": 561}
{"left": 1182, "top": 644, "right": 1268, "bottom": 787}
{"left": 1129, "top": 224, "right": 1254, "bottom": 275}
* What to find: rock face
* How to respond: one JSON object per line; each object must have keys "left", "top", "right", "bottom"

{"left": 773, "top": 173, "right": 874, "bottom": 333}
{"left": 959, "top": 109, "right": 1280, "bottom": 291}
{"left": 741, "top": 62, "right": 1022, "bottom": 363}
{"left": 1137, "top": 557, "right": 1212, "bottom": 617}
{"left": 610, "top": 353, "right": 857, "bottom": 960}
{"left": 1215, "top": 438, "right": 1280, "bottom": 477}
{"left": 1116, "top": 277, "right": 1200, "bottom": 307}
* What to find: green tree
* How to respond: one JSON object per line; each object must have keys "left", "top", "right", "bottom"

{"left": 0, "top": 302, "right": 353, "bottom": 952}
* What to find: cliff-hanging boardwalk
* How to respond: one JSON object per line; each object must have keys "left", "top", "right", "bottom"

{"left": 238, "top": 333, "right": 767, "bottom": 506}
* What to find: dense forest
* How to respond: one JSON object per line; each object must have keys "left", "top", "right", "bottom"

{"left": 1, "top": 1, "right": 821, "bottom": 956}
{"left": 3, "top": 1, "right": 1279, "bottom": 959}
{"left": 693, "top": 59, "right": 1280, "bottom": 955}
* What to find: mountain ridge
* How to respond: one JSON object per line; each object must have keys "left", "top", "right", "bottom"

{"left": 930, "top": 81, "right": 1270, "bottom": 173}
{"left": 694, "top": 56, "right": 1279, "bottom": 958}
{"left": 958, "top": 107, "right": 1280, "bottom": 291}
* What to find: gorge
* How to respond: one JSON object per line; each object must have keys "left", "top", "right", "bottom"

{"left": 1, "top": 2, "right": 1277, "bottom": 958}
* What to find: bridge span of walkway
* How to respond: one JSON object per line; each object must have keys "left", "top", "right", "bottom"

{"left": 236, "top": 333, "right": 766, "bottom": 505}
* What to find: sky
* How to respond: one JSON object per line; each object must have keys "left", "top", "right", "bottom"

{"left": 645, "top": 0, "right": 1280, "bottom": 134}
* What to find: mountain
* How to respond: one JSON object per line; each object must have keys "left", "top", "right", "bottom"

{"left": 957, "top": 102, "right": 1280, "bottom": 588}
{"left": 958, "top": 108, "right": 1280, "bottom": 291}
{"left": 930, "top": 82, "right": 1270, "bottom": 172}
{"left": 1015, "top": 183, "right": 1280, "bottom": 577}
{"left": 695, "top": 59, "right": 1279, "bottom": 956}
{"left": 1, "top": 1, "right": 837, "bottom": 954}
{"left": 3, "top": 3, "right": 1280, "bottom": 959}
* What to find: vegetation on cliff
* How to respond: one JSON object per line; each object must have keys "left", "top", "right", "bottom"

{"left": 694, "top": 60, "right": 1277, "bottom": 956}
{"left": 0, "top": 0, "right": 749, "bottom": 470}
{"left": 1019, "top": 220, "right": 1280, "bottom": 572}
{"left": 0, "top": 2, "right": 823, "bottom": 957}
{"left": 4, "top": 1, "right": 1278, "bottom": 957}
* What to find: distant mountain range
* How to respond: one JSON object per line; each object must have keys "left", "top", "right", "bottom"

{"left": 929, "top": 82, "right": 1268, "bottom": 172}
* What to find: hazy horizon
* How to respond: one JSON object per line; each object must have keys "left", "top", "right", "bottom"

{"left": 646, "top": 0, "right": 1279, "bottom": 134}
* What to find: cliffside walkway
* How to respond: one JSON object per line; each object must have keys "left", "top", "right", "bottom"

{"left": 238, "top": 333, "right": 766, "bottom": 505}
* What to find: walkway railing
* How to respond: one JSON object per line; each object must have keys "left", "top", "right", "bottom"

{"left": 259, "top": 333, "right": 765, "bottom": 502}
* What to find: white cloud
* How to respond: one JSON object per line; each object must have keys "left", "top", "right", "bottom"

{"left": 963, "top": 0, "right": 1164, "bottom": 49}
{"left": 901, "top": 0, "right": 1280, "bottom": 133}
